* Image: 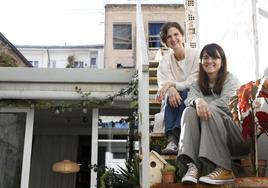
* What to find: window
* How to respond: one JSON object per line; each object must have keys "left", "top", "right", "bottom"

{"left": 187, "top": 0, "right": 194, "bottom": 6}
{"left": 188, "top": 14, "right": 195, "bottom": 21}
{"left": 29, "top": 60, "right": 39, "bottom": 67}
{"left": 148, "top": 22, "right": 165, "bottom": 48}
{"left": 190, "top": 42, "right": 197, "bottom": 48}
{"left": 74, "top": 61, "right": 84, "bottom": 68}
{"left": 51, "top": 60, "right": 56, "bottom": 68}
{"left": 113, "top": 24, "right": 132, "bottom": 49}
{"left": 90, "top": 57, "right": 97, "bottom": 68}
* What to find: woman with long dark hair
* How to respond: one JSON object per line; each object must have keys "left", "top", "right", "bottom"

{"left": 177, "top": 43, "right": 250, "bottom": 185}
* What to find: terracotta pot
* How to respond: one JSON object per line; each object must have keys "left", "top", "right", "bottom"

{"left": 240, "top": 159, "right": 267, "bottom": 177}
{"left": 162, "top": 172, "right": 175, "bottom": 184}
{"left": 235, "top": 177, "right": 268, "bottom": 187}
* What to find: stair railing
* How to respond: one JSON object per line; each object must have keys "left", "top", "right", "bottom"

{"left": 136, "top": 0, "right": 150, "bottom": 187}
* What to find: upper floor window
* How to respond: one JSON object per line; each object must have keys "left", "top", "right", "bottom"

{"left": 113, "top": 24, "right": 132, "bottom": 49}
{"left": 187, "top": 0, "right": 195, "bottom": 6}
{"left": 90, "top": 57, "right": 97, "bottom": 68}
{"left": 29, "top": 60, "right": 39, "bottom": 67}
{"left": 74, "top": 61, "right": 84, "bottom": 68}
{"left": 51, "top": 60, "right": 57, "bottom": 68}
{"left": 188, "top": 14, "right": 195, "bottom": 21}
{"left": 190, "top": 42, "right": 197, "bottom": 48}
{"left": 148, "top": 22, "right": 165, "bottom": 48}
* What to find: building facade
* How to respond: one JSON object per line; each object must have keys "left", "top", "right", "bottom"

{"left": 104, "top": 2, "right": 185, "bottom": 69}
{"left": 17, "top": 45, "right": 104, "bottom": 69}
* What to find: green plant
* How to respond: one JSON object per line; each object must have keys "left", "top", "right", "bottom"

{"left": 66, "top": 55, "right": 75, "bottom": 68}
{"left": 0, "top": 54, "right": 17, "bottom": 67}
{"left": 116, "top": 157, "right": 140, "bottom": 187}
{"left": 150, "top": 137, "right": 167, "bottom": 149}
{"left": 161, "top": 163, "right": 176, "bottom": 173}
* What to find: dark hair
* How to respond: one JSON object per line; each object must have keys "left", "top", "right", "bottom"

{"left": 198, "top": 43, "right": 228, "bottom": 96}
{"left": 160, "top": 22, "right": 184, "bottom": 47}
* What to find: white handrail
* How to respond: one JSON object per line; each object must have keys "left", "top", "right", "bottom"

{"left": 136, "top": 0, "right": 150, "bottom": 187}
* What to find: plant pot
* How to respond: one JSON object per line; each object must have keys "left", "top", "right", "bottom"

{"left": 162, "top": 172, "right": 175, "bottom": 184}
{"left": 235, "top": 177, "right": 268, "bottom": 187}
{"left": 240, "top": 159, "right": 267, "bottom": 177}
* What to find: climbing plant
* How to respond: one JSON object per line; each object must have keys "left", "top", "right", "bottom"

{"left": 0, "top": 72, "right": 138, "bottom": 112}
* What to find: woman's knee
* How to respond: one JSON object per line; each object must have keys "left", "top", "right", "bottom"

{"left": 181, "top": 107, "right": 198, "bottom": 125}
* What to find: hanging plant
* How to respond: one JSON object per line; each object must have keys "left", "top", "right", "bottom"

{"left": 0, "top": 72, "right": 138, "bottom": 112}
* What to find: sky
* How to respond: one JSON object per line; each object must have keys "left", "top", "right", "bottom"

{"left": 198, "top": 0, "right": 268, "bottom": 82}
{"left": 1, "top": 0, "right": 267, "bottom": 82}
{"left": 1, "top": 0, "right": 105, "bottom": 45}
{"left": 0, "top": 0, "right": 181, "bottom": 46}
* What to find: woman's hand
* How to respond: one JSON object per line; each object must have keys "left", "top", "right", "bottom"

{"left": 167, "top": 87, "right": 182, "bottom": 107}
{"left": 156, "top": 81, "right": 175, "bottom": 102}
{"left": 195, "top": 98, "right": 212, "bottom": 120}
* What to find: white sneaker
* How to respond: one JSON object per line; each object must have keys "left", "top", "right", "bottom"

{"left": 181, "top": 162, "right": 198, "bottom": 184}
{"left": 199, "top": 167, "right": 234, "bottom": 185}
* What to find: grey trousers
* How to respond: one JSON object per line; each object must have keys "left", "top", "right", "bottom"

{"left": 177, "top": 106, "right": 250, "bottom": 171}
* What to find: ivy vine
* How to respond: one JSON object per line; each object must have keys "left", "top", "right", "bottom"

{"left": 0, "top": 72, "right": 138, "bottom": 112}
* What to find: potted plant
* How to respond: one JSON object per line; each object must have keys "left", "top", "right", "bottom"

{"left": 229, "top": 73, "right": 268, "bottom": 186}
{"left": 150, "top": 137, "right": 167, "bottom": 154}
{"left": 160, "top": 163, "right": 176, "bottom": 184}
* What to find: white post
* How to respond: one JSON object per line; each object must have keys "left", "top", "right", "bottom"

{"left": 21, "top": 108, "right": 34, "bottom": 188}
{"left": 90, "top": 108, "right": 99, "bottom": 187}
{"left": 136, "top": 0, "right": 150, "bottom": 187}
{"left": 252, "top": 0, "right": 260, "bottom": 80}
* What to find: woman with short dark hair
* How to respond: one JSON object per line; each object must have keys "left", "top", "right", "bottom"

{"left": 156, "top": 22, "right": 199, "bottom": 154}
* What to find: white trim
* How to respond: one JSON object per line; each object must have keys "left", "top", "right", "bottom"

{"left": 0, "top": 90, "right": 132, "bottom": 100}
{"left": 98, "top": 139, "right": 127, "bottom": 143}
{"left": 0, "top": 107, "right": 34, "bottom": 188}
{"left": 136, "top": 0, "right": 150, "bottom": 187}
{"left": 90, "top": 108, "right": 99, "bottom": 188}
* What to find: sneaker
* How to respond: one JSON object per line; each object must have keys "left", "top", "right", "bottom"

{"left": 199, "top": 167, "right": 234, "bottom": 185}
{"left": 161, "top": 141, "right": 178, "bottom": 155}
{"left": 181, "top": 162, "right": 198, "bottom": 184}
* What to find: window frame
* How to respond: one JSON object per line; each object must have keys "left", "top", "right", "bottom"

{"left": 113, "top": 23, "right": 132, "bottom": 50}
{"left": 148, "top": 22, "right": 166, "bottom": 49}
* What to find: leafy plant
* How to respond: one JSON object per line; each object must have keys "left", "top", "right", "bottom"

{"left": 150, "top": 137, "right": 167, "bottom": 149}
{"left": 229, "top": 77, "right": 268, "bottom": 176}
{"left": 161, "top": 163, "right": 176, "bottom": 173}
{"left": 0, "top": 54, "right": 17, "bottom": 67}
{"left": 66, "top": 55, "right": 75, "bottom": 68}
{"left": 116, "top": 157, "right": 140, "bottom": 187}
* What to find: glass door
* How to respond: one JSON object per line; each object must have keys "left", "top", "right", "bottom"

{"left": 0, "top": 108, "right": 34, "bottom": 188}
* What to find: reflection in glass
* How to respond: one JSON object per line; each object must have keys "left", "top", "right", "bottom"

{"left": 0, "top": 113, "right": 26, "bottom": 188}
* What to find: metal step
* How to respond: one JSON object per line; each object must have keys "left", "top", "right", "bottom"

{"left": 150, "top": 132, "right": 165, "bottom": 138}
{"left": 149, "top": 77, "right": 157, "bottom": 84}
{"left": 149, "top": 60, "right": 160, "bottom": 68}
{"left": 151, "top": 183, "right": 233, "bottom": 188}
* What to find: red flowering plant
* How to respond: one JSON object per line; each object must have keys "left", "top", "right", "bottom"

{"left": 230, "top": 76, "right": 268, "bottom": 176}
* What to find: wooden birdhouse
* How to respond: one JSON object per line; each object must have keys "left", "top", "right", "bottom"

{"left": 149, "top": 150, "right": 167, "bottom": 185}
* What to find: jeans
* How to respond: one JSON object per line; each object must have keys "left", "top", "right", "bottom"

{"left": 164, "top": 88, "right": 189, "bottom": 133}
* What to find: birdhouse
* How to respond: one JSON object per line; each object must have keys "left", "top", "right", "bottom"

{"left": 149, "top": 150, "right": 167, "bottom": 185}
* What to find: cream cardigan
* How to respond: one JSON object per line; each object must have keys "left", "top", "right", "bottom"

{"left": 157, "top": 47, "right": 200, "bottom": 91}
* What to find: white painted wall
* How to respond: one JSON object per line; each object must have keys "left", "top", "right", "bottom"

{"left": 17, "top": 46, "right": 104, "bottom": 69}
